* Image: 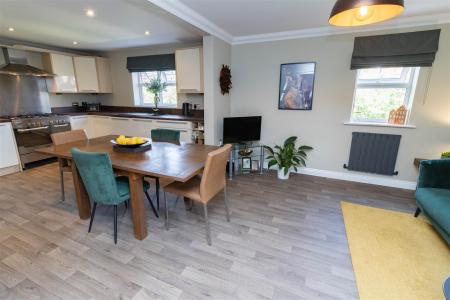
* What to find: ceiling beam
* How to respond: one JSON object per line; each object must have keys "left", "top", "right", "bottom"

{"left": 146, "top": 0, "right": 233, "bottom": 44}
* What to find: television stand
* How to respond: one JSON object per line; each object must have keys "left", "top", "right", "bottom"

{"left": 228, "top": 143, "right": 265, "bottom": 180}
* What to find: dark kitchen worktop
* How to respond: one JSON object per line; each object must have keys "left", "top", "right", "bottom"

{"left": 52, "top": 106, "right": 204, "bottom": 122}
{"left": 66, "top": 111, "right": 204, "bottom": 122}
{"left": 0, "top": 118, "right": 10, "bottom": 123}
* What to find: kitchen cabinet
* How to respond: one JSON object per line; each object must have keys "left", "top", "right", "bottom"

{"left": 70, "top": 115, "right": 194, "bottom": 143}
{"left": 153, "top": 120, "right": 194, "bottom": 143}
{"left": 73, "top": 56, "right": 113, "bottom": 93}
{"left": 89, "top": 116, "right": 111, "bottom": 138}
{"left": 95, "top": 57, "right": 113, "bottom": 93}
{"left": 70, "top": 116, "right": 91, "bottom": 137}
{"left": 0, "top": 122, "right": 21, "bottom": 175}
{"left": 110, "top": 117, "right": 135, "bottom": 136}
{"left": 130, "top": 118, "right": 154, "bottom": 137}
{"left": 175, "top": 47, "right": 203, "bottom": 93}
{"left": 42, "top": 53, "right": 77, "bottom": 93}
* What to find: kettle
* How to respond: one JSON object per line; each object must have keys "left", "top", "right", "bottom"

{"left": 182, "top": 102, "right": 192, "bottom": 116}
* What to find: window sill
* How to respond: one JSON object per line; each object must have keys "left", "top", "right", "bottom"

{"left": 344, "top": 122, "right": 416, "bottom": 129}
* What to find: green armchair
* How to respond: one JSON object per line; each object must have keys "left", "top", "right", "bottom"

{"left": 415, "top": 159, "right": 450, "bottom": 245}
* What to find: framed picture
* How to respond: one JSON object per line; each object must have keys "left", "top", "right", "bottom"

{"left": 251, "top": 160, "right": 260, "bottom": 171}
{"left": 278, "top": 62, "right": 316, "bottom": 110}
{"left": 242, "top": 157, "right": 252, "bottom": 171}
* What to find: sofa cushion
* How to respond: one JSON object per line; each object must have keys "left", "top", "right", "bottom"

{"left": 416, "top": 188, "right": 450, "bottom": 235}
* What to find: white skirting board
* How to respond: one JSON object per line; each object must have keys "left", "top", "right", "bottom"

{"left": 0, "top": 164, "right": 21, "bottom": 177}
{"left": 295, "top": 167, "right": 417, "bottom": 190}
{"left": 264, "top": 163, "right": 417, "bottom": 190}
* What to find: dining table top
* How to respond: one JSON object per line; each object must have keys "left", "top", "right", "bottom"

{"left": 36, "top": 135, "right": 219, "bottom": 182}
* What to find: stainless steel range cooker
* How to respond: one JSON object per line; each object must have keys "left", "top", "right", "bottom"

{"left": 6, "top": 114, "right": 71, "bottom": 168}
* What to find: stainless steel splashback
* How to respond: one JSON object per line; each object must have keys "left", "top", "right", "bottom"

{"left": 0, "top": 74, "right": 50, "bottom": 116}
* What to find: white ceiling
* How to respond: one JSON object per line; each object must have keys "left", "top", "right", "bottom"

{"left": 172, "top": 0, "right": 450, "bottom": 41}
{"left": 0, "top": 0, "right": 205, "bottom": 51}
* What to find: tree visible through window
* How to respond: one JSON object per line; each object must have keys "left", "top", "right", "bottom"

{"left": 132, "top": 70, "right": 177, "bottom": 107}
{"left": 351, "top": 67, "right": 420, "bottom": 123}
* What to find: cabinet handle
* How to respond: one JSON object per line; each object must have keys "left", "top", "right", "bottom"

{"left": 157, "top": 121, "right": 188, "bottom": 125}
{"left": 110, "top": 117, "right": 128, "bottom": 121}
{"left": 71, "top": 116, "right": 87, "bottom": 119}
{"left": 17, "top": 126, "right": 49, "bottom": 132}
{"left": 91, "top": 116, "right": 109, "bottom": 119}
{"left": 133, "top": 118, "right": 151, "bottom": 122}
{"left": 80, "top": 89, "right": 98, "bottom": 92}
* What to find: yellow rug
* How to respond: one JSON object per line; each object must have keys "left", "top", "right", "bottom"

{"left": 341, "top": 202, "right": 450, "bottom": 300}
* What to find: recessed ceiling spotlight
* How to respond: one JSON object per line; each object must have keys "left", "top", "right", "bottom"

{"left": 73, "top": 41, "right": 78, "bottom": 45}
{"left": 8, "top": 27, "right": 14, "bottom": 32}
{"left": 144, "top": 31, "right": 150, "bottom": 35}
{"left": 86, "top": 9, "right": 95, "bottom": 17}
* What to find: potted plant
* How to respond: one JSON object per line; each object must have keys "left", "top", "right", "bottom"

{"left": 264, "top": 136, "right": 313, "bottom": 180}
{"left": 144, "top": 78, "right": 167, "bottom": 113}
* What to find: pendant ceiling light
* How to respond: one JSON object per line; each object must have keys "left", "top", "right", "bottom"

{"left": 329, "top": 0, "right": 404, "bottom": 27}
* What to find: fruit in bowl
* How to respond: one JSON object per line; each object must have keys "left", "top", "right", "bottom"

{"left": 115, "top": 135, "right": 147, "bottom": 146}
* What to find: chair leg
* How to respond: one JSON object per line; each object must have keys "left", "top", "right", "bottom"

{"left": 174, "top": 196, "right": 180, "bottom": 208}
{"left": 145, "top": 191, "right": 159, "bottom": 218}
{"left": 164, "top": 192, "right": 169, "bottom": 230}
{"left": 203, "top": 203, "right": 212, "bottom": 246}
{"left": 414, "top": 207, "right": 421, "bottom": 217}
{"left": 59, "top": 168, "right": 65, "bottom": 202}
{"left": 88, "top": 202, "right": 97, "bottom": 233}
{"left": 114, "top": 205, "right": 118, "bottom": 244}
{"left": 223, "top": 186, "right": 230, "bottom": 222}
{"left": 156, "top": 178, "right": 160, "bottom": 210}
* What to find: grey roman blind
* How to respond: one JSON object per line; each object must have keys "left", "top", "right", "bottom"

{"left": 126, "top": 53, "right": 175, "bottom": 72}
{"left": 351, "top": 29, "right": 441, "bottom": 69}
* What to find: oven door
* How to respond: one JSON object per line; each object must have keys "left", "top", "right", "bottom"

{"left": 14, "top": 126, "right": 53, "bottom": 167}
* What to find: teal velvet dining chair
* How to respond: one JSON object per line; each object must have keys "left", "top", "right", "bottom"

{"left": 71, "top": 148, "right": 158, "bottom": 244}
{"left": 151, "top": 129, "right": 180, "bottom": 144}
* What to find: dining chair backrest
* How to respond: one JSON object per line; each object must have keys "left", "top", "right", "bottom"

{"left": 200, "top": 144, "right": 232, "bottom": 202}
{"left": 71, "top": 148, "right": 121, "bottom": 204}
{"left": 151, "top": 129, "right": 180, "bottom": 145}
{"left": 51, "top": 129, "right": 87, "bottom": 146}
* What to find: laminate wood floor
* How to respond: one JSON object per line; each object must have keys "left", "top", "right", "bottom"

{"left": 0, "top": 163, "right": 416, "bottom": 300}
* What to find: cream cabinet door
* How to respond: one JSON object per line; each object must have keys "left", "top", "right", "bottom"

{"left": 70, "top": 116, "right": 91, "bottom": 138}
{"left": 89, "top": 116, "right": 111, "bottom": 137}
{"left": 110, "top": 117, "right": 135, "bottom": 136}
{"left": 74, "top": 56, "right": 99, "bottom": 93}
{"left": 0, "top": 123, "right": 20, "bottom": 169}
{"left": 96, "top": 57, "right": 113, "bottom": 93}
{"left": 130, "top": 119, "right": 154, "bottom": 138}
{"left": 43, "top": 53, "right": 77, "bottom": 93}
{"left": 175, "top": 47, "right": 203, "bottom": 93}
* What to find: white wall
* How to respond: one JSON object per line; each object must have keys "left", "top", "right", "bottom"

{"left": 203, "top": 35, "right": 231, "bottom": 145}
{"left": 102, "top": 42, "right": 204, "bottom": 108}
{"left": 230, "top": 24, "right": 450, "bottom": 183}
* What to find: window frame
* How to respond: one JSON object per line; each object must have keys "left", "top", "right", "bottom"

{"left": 132, "top": 70, "right": 177, "bottom": 108}
{"left": 350, "top": 67, "right": 420, "bottom": 124}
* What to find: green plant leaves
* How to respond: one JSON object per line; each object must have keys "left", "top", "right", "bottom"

{"left": 263, "top": 136, "right": 312, "bottom": 171}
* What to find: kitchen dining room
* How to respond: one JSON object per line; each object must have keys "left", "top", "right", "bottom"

{"left": 1, "top": 0, "right": 450, "bottom": 299}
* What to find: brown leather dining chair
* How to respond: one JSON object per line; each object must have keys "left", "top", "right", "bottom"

{"left": 163, "top": 144, "right": 232, "bottom": 245}
{"left": 51, "top": 129, "right": 88, "bottom": 202}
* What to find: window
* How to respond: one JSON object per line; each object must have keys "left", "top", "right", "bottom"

{"left": 350, "top": 67, "right": 420, "bottom": 124}
{"left": 132, "top": 70, "right": 177, "bottom": 107}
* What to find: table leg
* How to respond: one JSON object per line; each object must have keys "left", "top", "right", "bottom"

{"left": 128, "top": 173, "right": 148, "bottom": 240}
{"left": 70, "top": 162, "right": 91, "bottom": 220}
{"left": 155, "top": 178, "right": 160, "bottom": 210}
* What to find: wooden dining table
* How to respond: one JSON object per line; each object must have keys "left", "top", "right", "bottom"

{"left": 36, "top": 135, "right": 218, "bottom": 240}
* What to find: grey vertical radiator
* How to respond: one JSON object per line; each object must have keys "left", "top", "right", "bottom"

{"left": 344, "top": 132, "right": 401, "bottom": 176}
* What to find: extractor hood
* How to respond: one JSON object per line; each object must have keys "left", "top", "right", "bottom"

{"left": 0, "top": 47, "right": 55, "bottom": 77}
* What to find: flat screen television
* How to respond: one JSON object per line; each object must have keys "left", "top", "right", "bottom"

{"left": 223, "top": 116, "right": 261, "bottom": 144}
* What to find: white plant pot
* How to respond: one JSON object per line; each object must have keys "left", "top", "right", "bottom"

{"left": 277, "top": 168, "right": 290, "bottom": 180}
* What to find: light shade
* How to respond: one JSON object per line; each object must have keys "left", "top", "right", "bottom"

{"left": 329, "top": 0, "right": 404, "bottom": 27}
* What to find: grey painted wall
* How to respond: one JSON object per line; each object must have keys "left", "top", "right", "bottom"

{"left": 230, "top": 24, "right": 450, "bottom": 182}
